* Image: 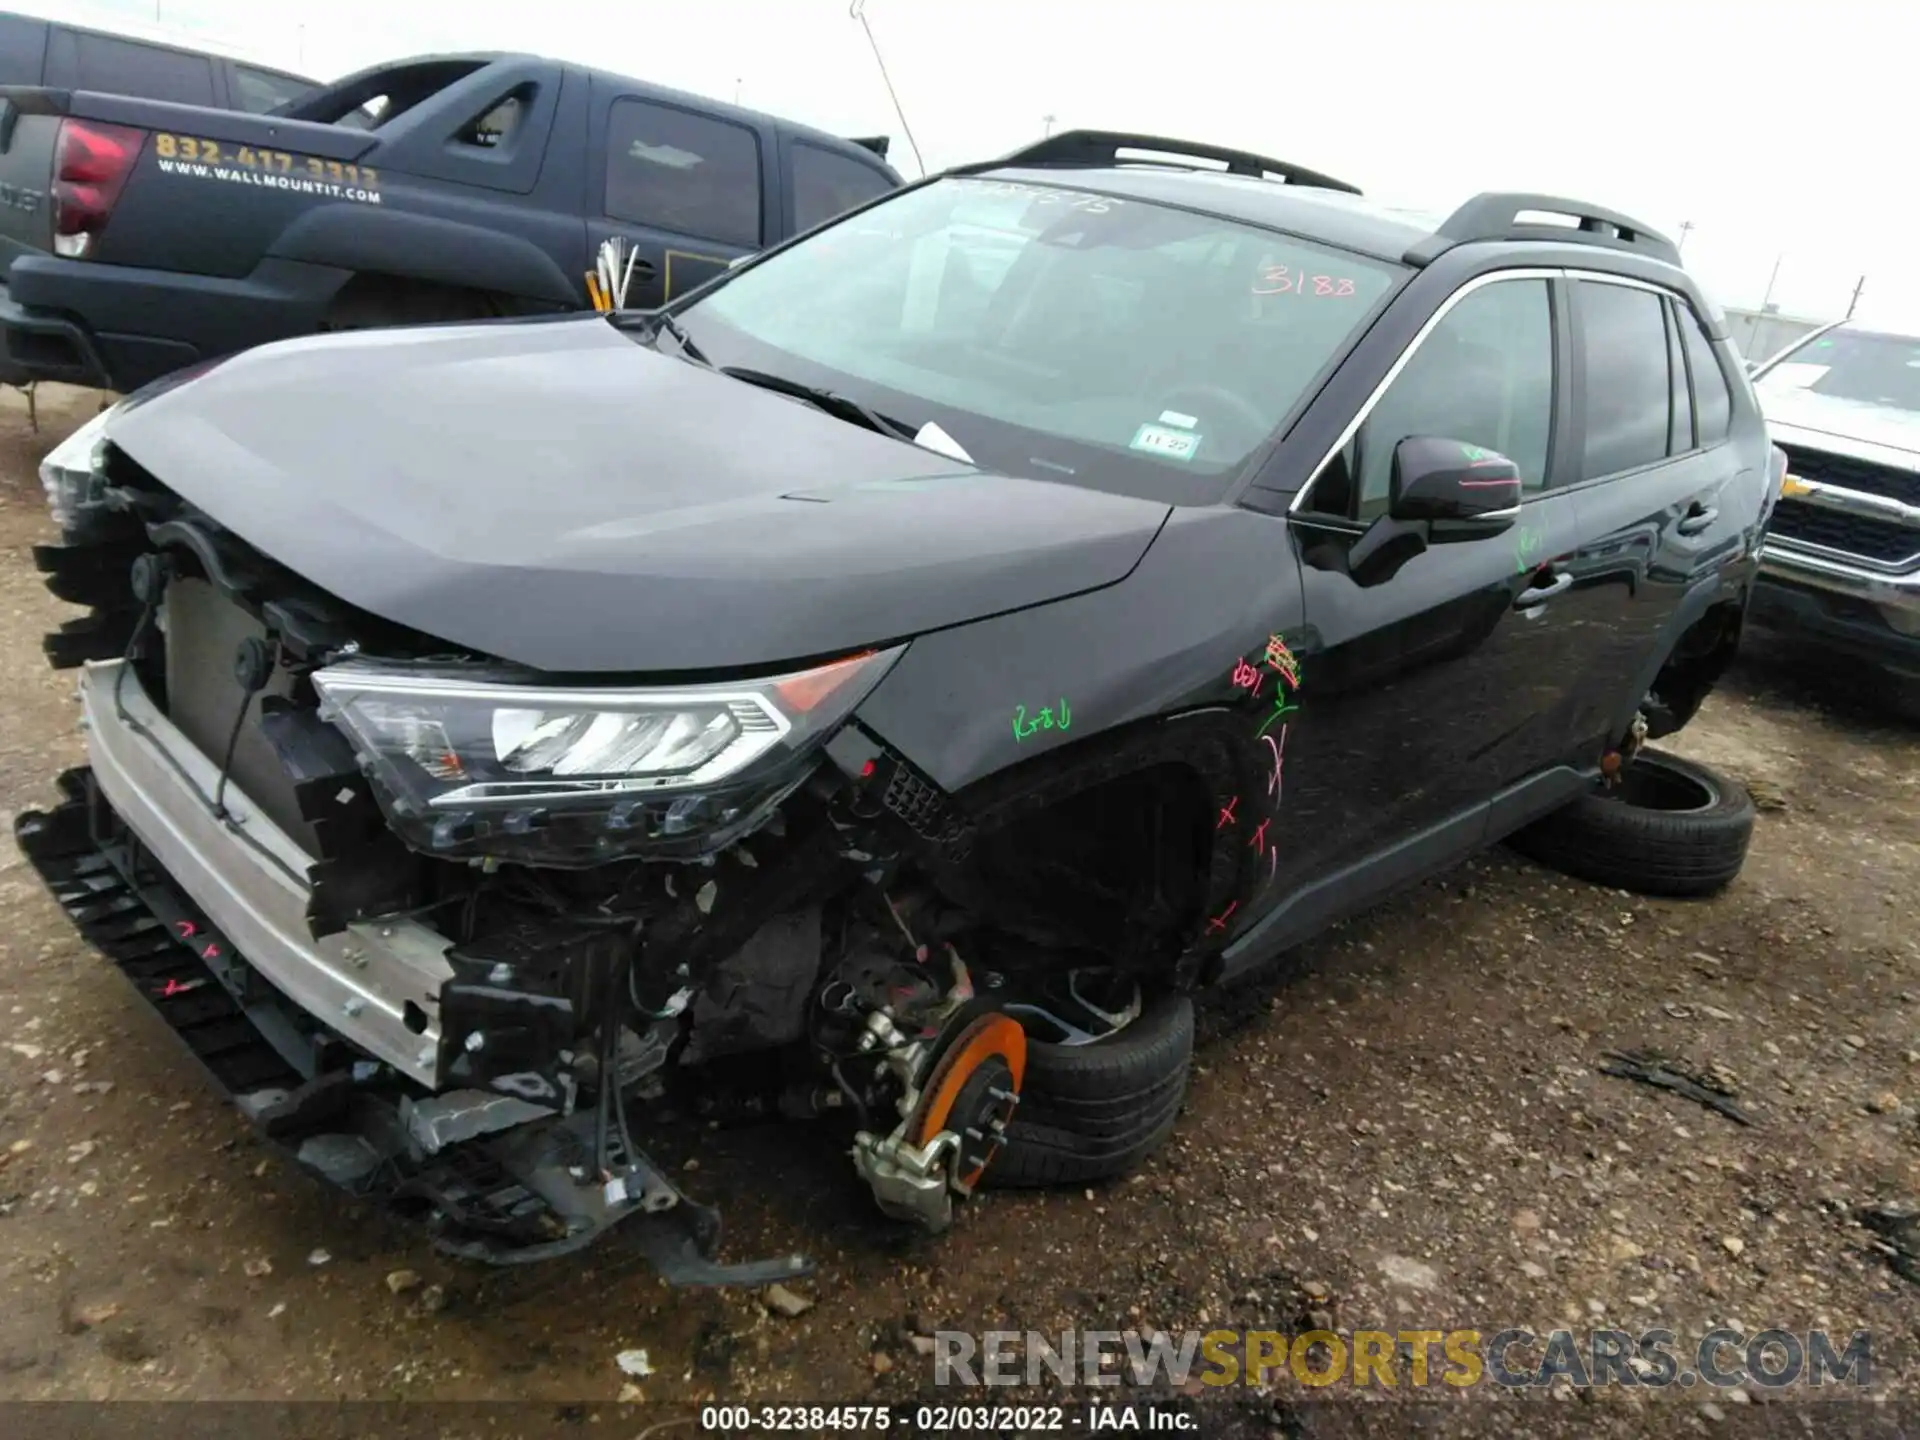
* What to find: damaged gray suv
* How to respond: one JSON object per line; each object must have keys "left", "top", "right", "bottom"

{"left": 20, "top": 130, "right": 1775, "bottom": 1280}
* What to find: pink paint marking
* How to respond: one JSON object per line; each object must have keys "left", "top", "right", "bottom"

{"left": 1206, "top": 901, "right": 1239, "bottom": 935}
{"left": 1230, "top": 658, "right": 1262, "bottom": 695}
{"left": 161, "top": 978, "right": 188, "bottom": 998}
{"left": 1249, "top": 818, "right": 1271, "bottom": 856}
{"left": 175, "top": 920, "right": 196, "bottom": 938}
{"left": 1216, "top": 795, "right": 1239, "bottom": 830}
{"left": 1263, "top": 726, "right": 1287, "bottom": 799}
{"left": 202, "top": 943, "right": 220, "bottom": 960}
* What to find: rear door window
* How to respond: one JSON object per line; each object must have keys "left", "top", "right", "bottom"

{"left": 791, "top": 142, "right": 894, "bottom": 232}
{"left": 605, "top": 99, "right": 762, "bottom": 247}
{"left": 1574, "top": 279, "right": 1672, "bottom": 478}
{"left": 51, "top": 28, "right": 216, "bottom": 107}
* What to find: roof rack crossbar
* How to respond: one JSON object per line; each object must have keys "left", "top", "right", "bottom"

{"left": 955, "top": 128, "right": 1361, "bottom": 195}
{"left": 1405, "top": 192, "right": 1681, "bottom": 266}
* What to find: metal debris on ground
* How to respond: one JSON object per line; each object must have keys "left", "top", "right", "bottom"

{"left": 763, "top": 1282, "right": 814, "bottom": 1318}
{"left": 1598, "top": 1049, "right": 1757, "bottom": 1126}
{"left": 1860, "top": 1203, "right": 1920, "bottom": 1286}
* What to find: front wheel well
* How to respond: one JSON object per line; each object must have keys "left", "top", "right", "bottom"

{"left": 929, "top": 725, "right": 1244, "bottom": 975}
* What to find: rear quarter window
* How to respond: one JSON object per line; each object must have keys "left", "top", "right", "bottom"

{"left": 0, "top": 14, "right": 49, "bottom": 86}
{"left": 50, "top": 28, "right": 216, "bottom": 107}
{"left": 1677, "top": 304, "right": 1734, "bottom": 444}
{"left": 790, "top": 142, "right": 894, "bottom": 232}
{"left": 232, "top": 64, "right": 313, "bottom": 114}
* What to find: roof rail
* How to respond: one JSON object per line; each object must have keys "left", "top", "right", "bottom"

{"left": 956, "top": 128, "right": 1361, "bottom": 195}
{"left": 1406, "top": 192, "right": 1680, "bottom": 267}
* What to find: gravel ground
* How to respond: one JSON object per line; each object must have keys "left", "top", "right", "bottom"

{"left": 0, "top": 384, "right": 1916, "bottom": 1437}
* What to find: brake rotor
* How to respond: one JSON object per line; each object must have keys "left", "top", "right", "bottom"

{"left": 906, "top": 1012, "right": 1027, "bottom": 1191}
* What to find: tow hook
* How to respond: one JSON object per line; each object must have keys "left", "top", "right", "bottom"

{"left": 1602, "top": 710, "right": 1651, "bottom": 787}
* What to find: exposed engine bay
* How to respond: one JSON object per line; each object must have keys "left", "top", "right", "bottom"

{"left": 18, "top": 436, "right": 1181, "bottom": 1278}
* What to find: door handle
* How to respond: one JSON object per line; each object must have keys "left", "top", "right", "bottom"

{"left": 1677, "top": 504, "right": 1718, "bottom": 536}
{"left": 1514, "top": 570, "right": 1572, "bottom": 608}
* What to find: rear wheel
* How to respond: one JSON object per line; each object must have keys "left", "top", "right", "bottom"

{"left": 986, "top": 980, "right": 1193, "bottom": 1188}
{"left": 1506, "top": 748, "right": 1755, "bottom": 897}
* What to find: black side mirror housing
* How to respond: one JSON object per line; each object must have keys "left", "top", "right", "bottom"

{"left": 1390, "top": 435, "right": 1523, "bottom": 526}
{"left": 1347, "top": 436, "right": 1522, "bottom": 580}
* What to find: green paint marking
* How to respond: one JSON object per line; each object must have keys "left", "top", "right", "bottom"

{"left": 1512, "top": 526, "right": 1546, "bottom": 576}
{"left": 1012, "top": 698, "right": 1073, "bottom": 743}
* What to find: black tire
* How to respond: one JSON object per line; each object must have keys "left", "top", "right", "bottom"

{"left": 986, "top": 992, "right": 1193, "bottom": 1188}
{"left": 1506, "top": 748, "right": 1755, "bottom": 897}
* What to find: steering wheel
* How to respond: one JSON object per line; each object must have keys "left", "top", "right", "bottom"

{"left": 1155, "top": 383, "right": 1270, "bottom": 448}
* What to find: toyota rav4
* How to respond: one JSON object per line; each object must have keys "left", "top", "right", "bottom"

{"left": 20, "top": 130, "right": 1780, "bottom": 1281}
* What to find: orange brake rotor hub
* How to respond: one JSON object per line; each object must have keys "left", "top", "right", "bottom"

{"left": 907, "top": 1013, "right": 1027, "bottom": 1191}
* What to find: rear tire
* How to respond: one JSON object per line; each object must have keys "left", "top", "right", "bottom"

{"left": 987, "top": 992, "right": 1193, "bottom": 1188}
{"left": 1506, "top": 748, "right": 1755, "bottom": 897}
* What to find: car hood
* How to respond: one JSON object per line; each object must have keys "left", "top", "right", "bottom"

{"left": 1758, "top": 384, "right": 1920, "bottom": 468}
{"left": 107, "top": 316, "right": 1172, "bottom": 673}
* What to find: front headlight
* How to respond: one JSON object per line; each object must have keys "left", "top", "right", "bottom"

{"left": 39, "top": 404, "right": 117, "bottom": 531}
{"left": 311, "top": 647, "right": 904, "bottom": 861}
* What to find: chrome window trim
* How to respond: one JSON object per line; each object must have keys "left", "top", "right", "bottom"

{"left": 1289, "top": 266, "right": 1690, "bottom": 516}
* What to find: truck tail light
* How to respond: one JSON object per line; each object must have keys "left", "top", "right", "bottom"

{"left": 52, "top": 119, "right": 147, "bottom": 258}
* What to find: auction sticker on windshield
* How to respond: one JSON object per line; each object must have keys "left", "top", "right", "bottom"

{"left": 1130, "top": 422, "right": 1200, "bottom": 461}
{"left": 150, "top": 133, "right": 382, "bottom": 205}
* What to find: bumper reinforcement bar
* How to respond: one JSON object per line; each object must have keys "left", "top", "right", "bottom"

{"left": 15, "top": 767, "right": 812, "bottom": 1284}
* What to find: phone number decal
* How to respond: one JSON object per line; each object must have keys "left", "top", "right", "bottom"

{"left": 151, "top": 133, "right": 382, "bottom": 204}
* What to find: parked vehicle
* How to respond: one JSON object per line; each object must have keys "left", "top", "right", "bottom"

{"left": 0, "top": 9, "right": 315, "bottom": 112}
{"left": 1746, "top": 322, "right": 1920, "bottom": 702}
{"left": 19, "top": 130, "right": 1777, "bottom": 1280}
{"left": 0, "top": 49, "right": 900, "bottom": 392}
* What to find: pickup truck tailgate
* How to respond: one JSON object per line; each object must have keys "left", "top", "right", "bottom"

{"left": 0, "top": 90, "right": 61, "bottom": 270}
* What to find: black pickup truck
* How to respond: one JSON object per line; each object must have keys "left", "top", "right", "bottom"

{"left": 0, "top": 50, "right": 901, "bottom": 392}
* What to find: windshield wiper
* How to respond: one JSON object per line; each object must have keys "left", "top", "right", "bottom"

{"left": 719, "top": 367, "right": 918, "bottom": 443}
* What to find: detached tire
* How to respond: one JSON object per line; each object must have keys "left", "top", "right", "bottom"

{"left": 986, "top": 993, "right": 1193, "bottom": 1188}
{"left": 1506, "top": 748, "right": 1754, "bottom": 897}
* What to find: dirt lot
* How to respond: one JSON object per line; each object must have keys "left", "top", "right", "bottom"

{"left": 0, "top": 385, "right": 1916, "bottom": 1434}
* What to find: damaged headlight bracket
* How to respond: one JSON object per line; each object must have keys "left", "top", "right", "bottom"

{"left": 37, "top": 403, "right": 117, "bottom": 534}
{"left": 310, "top": 647, "right": 906, "bottom": 866}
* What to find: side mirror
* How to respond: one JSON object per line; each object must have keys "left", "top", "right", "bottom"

{"left": 1390, "top": 436, "right": 1522, "bottom": 530}
{"left": 1347, "top": 436, "right": 1521, "bottom": 580}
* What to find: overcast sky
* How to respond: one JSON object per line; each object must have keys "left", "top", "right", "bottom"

{"left": 59, "top": 0, "right": 1920, "bottom": 330}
